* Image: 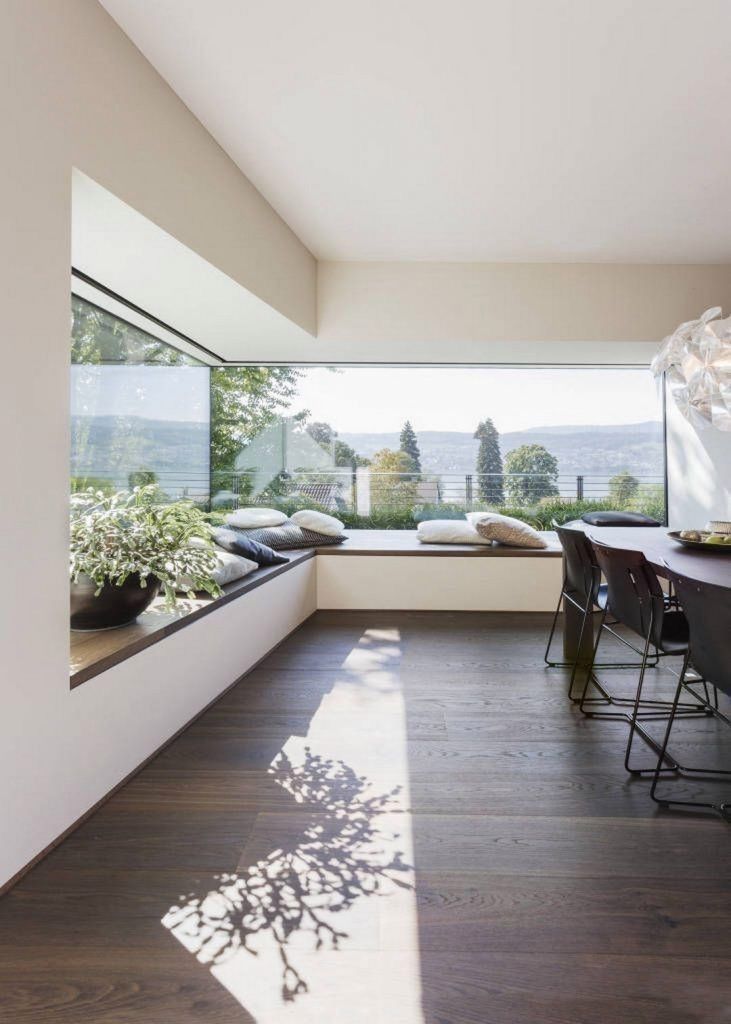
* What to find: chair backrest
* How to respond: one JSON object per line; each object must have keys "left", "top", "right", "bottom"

{"left": 581, "top": 511, "right": 661, "bottom": 527}
{"left": 590, "top": 539, "right": 665, "bottom": 644}
{"left": 667, "top": 570, "right": 731, "bottom": 697}
{"left": 554, "top": 524, "right": 602, "bottom": 606}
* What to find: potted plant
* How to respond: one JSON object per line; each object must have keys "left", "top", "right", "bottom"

{"left": 70, "top": 486, "right": 222, "bottom": 630}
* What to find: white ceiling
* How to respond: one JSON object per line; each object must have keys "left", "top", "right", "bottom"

{"left": 101, "top": 0, "right": 731, "bottom": 263}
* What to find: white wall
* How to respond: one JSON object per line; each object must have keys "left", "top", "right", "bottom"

{"left": 317, "top": 556, "right": 561, "bottom": 611}
{"left": 72, "top": 171, "right": 318, "bottom": 362}
{"left": 318, "top": 261, "right": 731, "bottom": 362}
{"left": 0, "top": 0, "right": 315, "bottom": 889}
{"left": 666, "top": 392, "right": 731, "bottom": 529}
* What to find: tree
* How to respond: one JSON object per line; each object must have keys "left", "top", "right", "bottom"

{"left": 369, "top": 448, "right": 420, "bottom": 511}
{"left": 474, "top": 418, "right": 504, "bottom": 505}
{"left": 306, "top": 421, "right": 369, "bottom": 468}
{"left": 71, "top": 295, "right": 187, "bottom": 366}
{"left": 608, "top": 470, "right": 640, "bottom": 506}
{"left": 399, "top": 421, "right": 422, "bottom": 474}
{"left": 210, "top": 366, "right": 305, "bottom": 473}
{"left": 504, "top": 444, "right": 559, "bottom": 504}
{"left": 128, "top": 468, "right": 157, "bottom": 490}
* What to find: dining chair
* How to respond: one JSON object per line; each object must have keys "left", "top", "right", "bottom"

{"left": 585, "top": 540, "right": 707, "bottom": 774}
{"left": 544, "top": 524, "right": 658, "bottom": 701}
{"left": 650, "top": 569, "right": 731, "bottom": 821}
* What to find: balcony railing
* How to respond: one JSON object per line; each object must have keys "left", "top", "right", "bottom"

{"left": 70, "top": 468, "right": 665, "bottom": 528}
{"left": 211, "top": 469, "right": 664, "bottom": 507}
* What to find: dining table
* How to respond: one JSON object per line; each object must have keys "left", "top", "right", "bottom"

{"left": 563, "top": 524, "right": 731, "bottom": 664}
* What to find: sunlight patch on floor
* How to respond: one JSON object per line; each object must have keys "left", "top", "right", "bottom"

{"left": 162, "top": 627, "right": 424, "bottom": 1023}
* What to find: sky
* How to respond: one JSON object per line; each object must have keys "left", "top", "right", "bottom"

{"left": 294, "top": 367, "right": 662, "bottom": 434}
{"left": 71, "top": 365, "right": 662, "bottom": 433}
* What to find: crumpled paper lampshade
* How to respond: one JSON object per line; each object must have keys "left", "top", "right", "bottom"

{"left": 651, "top": 307, "right": 731, "bottom": 431}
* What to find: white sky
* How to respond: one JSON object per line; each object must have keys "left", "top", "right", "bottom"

{"left": 71, "top": 365, "right": 661, "bottom": 433}
{"left": 295, "top": 367, "right": 661, "bottom": 434}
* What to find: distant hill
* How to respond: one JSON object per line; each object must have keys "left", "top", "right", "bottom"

{"left": 71, "top": 415, "right": 209, "bottom": 492}
{"left": 340, "top": 422, "right": 664, "bottom": 481}
{"left": 70, "top": 416, "right": 665, "bottom": 496}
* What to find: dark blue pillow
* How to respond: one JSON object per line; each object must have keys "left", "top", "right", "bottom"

{"left": 212, "top": 527, "right": 289, "bottom": 566}
{"left": 581, "top": 511, "right": 661, "bottom": 527}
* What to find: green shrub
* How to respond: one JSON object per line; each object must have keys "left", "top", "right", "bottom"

{"left": 340, "top": 508, "right": 416, "bottom": 530}
{"left": 70, "top": 475, "right": 116, "bottom": 496}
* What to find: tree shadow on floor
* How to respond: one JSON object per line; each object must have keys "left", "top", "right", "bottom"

{"left": 162, "top": 747, "right": 412, "bottom": 1004}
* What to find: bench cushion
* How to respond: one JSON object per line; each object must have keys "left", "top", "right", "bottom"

{"left": 417, "top": 519, "right": 493, "bottom": 545}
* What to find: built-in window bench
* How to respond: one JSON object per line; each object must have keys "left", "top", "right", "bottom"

{"left": 69, "top": 549, "right": 316, "bottom": 688}
{"left": 69, "top": 530, "right": 561, "bottom": 688}
{"left": 316, "top": 528, "right": 562, "bottom": 611}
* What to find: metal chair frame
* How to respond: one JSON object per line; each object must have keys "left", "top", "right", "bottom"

{"left": 649, "top": 570, "right": 731, "bottom": 822}
{"left": 544, "top": 525, "right": 661, "bottom": 702}
{"left": 580, "top": 543, "right": 709, "bottom": 775}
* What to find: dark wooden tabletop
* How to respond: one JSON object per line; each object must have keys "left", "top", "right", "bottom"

{"left": 585, "top": 526, "right": 731, "bottom": 588}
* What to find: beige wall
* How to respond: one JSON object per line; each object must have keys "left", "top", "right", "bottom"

{"left": 0, "top": 0, "right": 315, "bottom": 888}
{"left": 318, "top": 262, "right": 731, "bottom": 361}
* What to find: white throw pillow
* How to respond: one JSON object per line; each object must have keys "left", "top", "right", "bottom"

{"left": 225, "top": 507, "right": 288, "bottom": 529}
{"left": 466, "top": 511, "right": 547, "bottom": 549}
{"left": 177, "top": 548, "right": 258, "bottom": 591}
{"left": 290, "top": 509, "right": 345, "bottom": 537}
{"left": 417, "top": 519, "right": 494, "bottom": 545}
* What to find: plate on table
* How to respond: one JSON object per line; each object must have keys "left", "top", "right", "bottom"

{"left": 668, "top": 531, "right": 731, "bottom": 553}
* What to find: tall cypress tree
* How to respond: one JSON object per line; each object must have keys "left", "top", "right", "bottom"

{"left": 474, "top": 419, "right": 504, "bottom": 505}
{"left": 399, "top": 420, "right": 422, "bottom": 474}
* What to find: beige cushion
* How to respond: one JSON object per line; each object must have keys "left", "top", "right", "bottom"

{"left": 466, "top": 511, "right": 547, "bottom": 549}
{"left": 177, "top": 548, "right": 258, "bottom": 591}
{"left": 290, "top": 509, "right": 345, "bottom": 537}
{"left": 417, "top": 519, "right": 493, "bottom": 545}
{"left": 225, "top": 507, "right": 288, "bottom": 529}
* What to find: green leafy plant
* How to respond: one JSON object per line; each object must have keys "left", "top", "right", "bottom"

{"left": 70, "top": 486, "right": 223, "bottom": 606}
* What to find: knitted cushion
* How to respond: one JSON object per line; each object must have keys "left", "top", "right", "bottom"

{"left": 230, "top": 520, "right": 345, "bottom": 550}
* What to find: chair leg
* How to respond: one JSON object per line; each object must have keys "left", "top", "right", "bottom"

{"left": 651, "top": 656, "right": 731, "bottom": 822}
{"left": 543, "top": 587, "right": 566, "bottom": 667}
{"left": 623, "top": 623, "right": 672, "bottom": 775}
{"left": 650, "top": 666, "right": 685, "bottom": 805}
{"left": 567, "top": 593, "right": 595, "bottom": 701}
{"left": 578, "top": 607, "right": 609, "bottom": 712}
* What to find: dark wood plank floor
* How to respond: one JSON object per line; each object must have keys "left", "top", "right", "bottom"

{"left": 2, "top": 611, "right": 730, "bottom": 1024}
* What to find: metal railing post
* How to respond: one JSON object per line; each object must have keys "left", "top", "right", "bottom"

{"left": 576, "top": 475, "right": 584, "bottom": 500}
{"left": 465, "top": 474, "right": 473, "bottom": 510}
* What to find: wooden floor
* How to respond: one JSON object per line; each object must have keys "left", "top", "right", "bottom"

{"left": 2, "top": 611, "right": 730, "bottom": 1024}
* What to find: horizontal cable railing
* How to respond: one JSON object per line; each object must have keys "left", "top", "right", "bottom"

{"left": 71, "top": 468, "right": 665, "bottom": 522}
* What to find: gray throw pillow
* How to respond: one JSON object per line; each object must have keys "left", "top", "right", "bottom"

{"left": 237, "top": 520, "right": 345, "bottom": 550}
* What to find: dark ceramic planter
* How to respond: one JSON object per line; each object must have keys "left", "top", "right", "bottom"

{"left": 70, "top": 573, "right": 161, "bottom": 631}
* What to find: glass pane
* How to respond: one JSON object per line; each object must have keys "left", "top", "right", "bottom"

{"left": 70, "top": 295, "right": 210, "bottom": 505}
{"left": 209, "top": 365, "right": 665, "bottom": 527}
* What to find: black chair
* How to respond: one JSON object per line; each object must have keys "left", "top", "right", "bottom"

{"left": 544, "top": 524, "right": 602, "bottom": 670}
{"left": 585, "top": 541, "right": 706, "bottom": 774}
{"left": 650, "top": 571, "right": 731, "bottom": 821}
{"left": 581, "top": 511, "right": 661, "bottom": 527}
{"left": 545, "top": 524, "right": 659, "bottom": 701}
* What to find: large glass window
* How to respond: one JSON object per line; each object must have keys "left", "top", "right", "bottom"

{"left": 70, "top": 296, "right": 210, "bottom": 505}
{"left": 70, "top": 294, "right": 665, "bottom": 525}
{"left": 210, "top": 365, "right": 665, "bottom": 527}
